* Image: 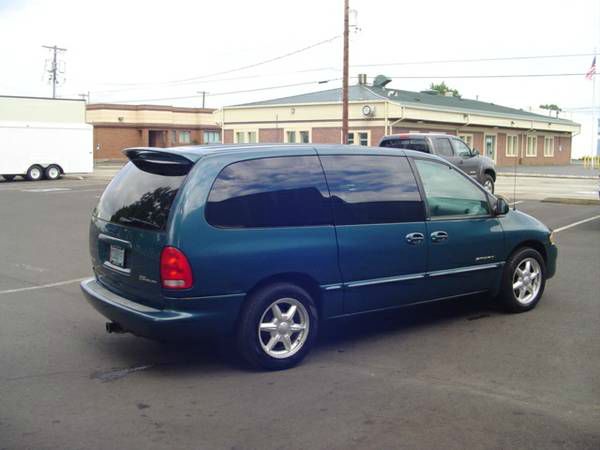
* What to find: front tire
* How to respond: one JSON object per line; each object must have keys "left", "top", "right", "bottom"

{"left": 25, "top": 165, "right": 43, "bottom": 181}
{"left": 44, "top": 164, "right": 61, "bottom": 180}
{"left": 482, "top": 174, "right": 495, "bottom": 193}
{"left": 237, "top": 283, "right": 318, "bottom": 370}
{"left": 498, "top": 247, "right": 546, "bottom": 313}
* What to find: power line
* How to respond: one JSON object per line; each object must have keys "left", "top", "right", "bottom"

{"left": 97, "top": 35, "right": 341, "bottom": 90}
{"left": 386, "top": 73, "right": 587, "bottom": 79}
{"left": 110, "top": 79, "right": 342, "bottom": 104}
{"left": 355, "top": 52, "right": 597, "bottom": 68}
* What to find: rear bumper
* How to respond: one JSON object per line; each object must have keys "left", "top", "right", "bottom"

{"left": 80, "top": 278, "right": 245, "bottom": 340}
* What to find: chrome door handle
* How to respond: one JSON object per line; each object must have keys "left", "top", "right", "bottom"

{"left": 430, "top": 231, "right": 448, "bottom": 242}
{"left": 405, "top": 232, "right": 425, "bottom": 244}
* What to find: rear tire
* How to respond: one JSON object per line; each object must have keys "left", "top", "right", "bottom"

{"left": 44, "top": 164, "right": 61, "bottom": 180}
{"left": 498, "top": 247, "right": 546, "bottom": 313}
{"left": 236, "top": 282, "right": 318, "bottom": 370}
{"left": 2, "top": 175, "right": 15, "bottom": 181}
{"left": 482, "top": 174, "right": 495, "bottom": 193}
{"left": 25, "top": 165, "right": 43, "bottom": 181}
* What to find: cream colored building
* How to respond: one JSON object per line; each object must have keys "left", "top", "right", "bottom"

{"left": 220, "top": 76, "right": 581, "bottom": 167}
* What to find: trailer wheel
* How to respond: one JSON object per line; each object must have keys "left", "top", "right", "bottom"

{"left": 2, "top": 175, "right": 15, "bottom": 181}
{"left": 25, "top": 165, "right": 44, "bottom": 181}
{"left": 44, "top": 165, "right": 62, "bottom": 180}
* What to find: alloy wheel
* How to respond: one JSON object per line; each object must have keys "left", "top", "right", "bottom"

{"left": 258, "top": 298, "right": 310, "bottom": 359}
{"left": 512, "top": 257, "right": 542, "bottom": 305}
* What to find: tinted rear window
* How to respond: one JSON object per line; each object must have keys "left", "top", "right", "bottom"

{"left": 381, "top": 138, "right": 429, "bottom": 153}
{"left": 320, "top": 155, "right": 424, "bottom": 225}
{"left": 95, "top": 162, "right": 186, "bottom": 231}
{"left": 206, "top": 156, "right": 332, "bottom": 228}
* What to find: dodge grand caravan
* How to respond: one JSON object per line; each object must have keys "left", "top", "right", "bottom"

{"left": 81, "top": 144, "right": 557, "bottom": 370}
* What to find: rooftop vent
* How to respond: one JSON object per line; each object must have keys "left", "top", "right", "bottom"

{"left": 372, "top": 75, "right": 392, "bottom": 88}
{"left": 357, "top": 73, "right": 368, "bottom": 85}
{"left": 420, "top": 90, "right": 439, "bottom": 95}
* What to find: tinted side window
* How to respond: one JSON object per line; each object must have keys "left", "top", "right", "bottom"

{"left": 381, "top": 138, "right": 430, "bottom": 153}
{"left": 206, "top": 156, "right": 332, "bottom": 228}
{"left": 432, "top": 137, "right": 454, "bottom": 157}
{"left": 320, "top": 155, "right": 424, "bottom": 225}
{"left": 414, "top": 159, "right": 490, "bottom": 218}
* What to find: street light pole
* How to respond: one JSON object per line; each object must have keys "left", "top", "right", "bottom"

{"left": 342, "top": 0, "right": 349, "bottom": 144}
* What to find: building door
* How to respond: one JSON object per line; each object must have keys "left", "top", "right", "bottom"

{"left": 149, "top": 130, "right": 167, "bottom": 147}
{"left": 484, "top": 135, "right": 497, "bottom": 161}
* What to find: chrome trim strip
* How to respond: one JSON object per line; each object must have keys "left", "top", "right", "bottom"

{"left": 346, "top": 273, "right": 426, "bottom": 289}
{"left": 322, "top": 284, "right": 343, "bottom": 291}
{"left": 98, "top": 233, "right": 133, "bottom": 249}
{"left": 428, "top": 262, "right": 503, "bottom": 278}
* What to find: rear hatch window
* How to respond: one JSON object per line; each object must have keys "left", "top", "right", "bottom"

{"left": 91, "top": 151, "right": 192, "bottom": 308}
{"left": 95, "top": 162, "right": 186, "bottom": 231}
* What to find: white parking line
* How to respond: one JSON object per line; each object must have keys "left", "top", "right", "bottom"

{"left": 554, "top": 215, "right": 600, "bottom": 233}
{"left": 0, "top": 277, "right": 87, "bottom": 295}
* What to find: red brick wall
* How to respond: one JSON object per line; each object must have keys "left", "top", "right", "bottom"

{"left": 519, "top": 133, "right": 572, "bottom": 166}
{"left": 223, "top": 130, "right": 233, "bottom": 144}
{"left": 312, "top": 127, "right": 342, "bottom": 144}
{"left": 259, "top": 128, "right": 283, "bottom": 143}
{"left": 94, "top": 127, "right": 143, "bottom": 160}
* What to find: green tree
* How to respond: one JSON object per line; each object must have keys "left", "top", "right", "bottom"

{"left": 430, "top": 81, "right": 461, "bottom": 98}
{"left": 539, "top": 104, "right": 562, "bottom": 118}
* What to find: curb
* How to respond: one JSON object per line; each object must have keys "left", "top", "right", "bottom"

{"left": 541, "top": 197, "right": 600, "bottom": 206}
{"left": 498, "top": 172, "right": 598, "bottom": 180}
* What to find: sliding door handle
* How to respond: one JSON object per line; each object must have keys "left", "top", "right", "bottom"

{"left": 430, "top": 231, "right": 448, "bottom": 242}
{"left": 405, "top": 232, "right": 425, "bottom": 245}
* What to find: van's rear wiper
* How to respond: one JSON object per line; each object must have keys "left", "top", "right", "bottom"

{"left": 117, "top": 217, "right": 161, "bottom": 230}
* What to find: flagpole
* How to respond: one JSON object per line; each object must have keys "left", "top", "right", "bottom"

{"left": 593, "top": 48, "right": 598, "bottom": 157}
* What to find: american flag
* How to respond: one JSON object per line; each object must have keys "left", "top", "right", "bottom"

{"left": 585, "top": 56, "right": 596, "bottom": 80}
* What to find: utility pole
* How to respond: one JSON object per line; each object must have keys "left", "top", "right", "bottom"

{"left": 342, "top": 0, "right": 349, "bottom": 144}
{"left": 42, "top": 45, "right": 67, "bottom": 98}
{"left": 197, "top": 91, "right": 208, "bottom": 108}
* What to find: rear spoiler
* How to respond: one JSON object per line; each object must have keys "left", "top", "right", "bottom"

{"left": 123, "top": 148, "right": 194, "bottom": 176}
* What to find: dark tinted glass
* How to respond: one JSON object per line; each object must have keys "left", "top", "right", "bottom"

{"left": 320, "top": 155, "right": 424, "bottom": 225}
{"left": 433, "top": 137, "right": 454, "bottom": 157}
{"left": 380, "top": 138, "right": 429, "bottom": 153}
{"left": 206, "top": 156, "right": 332, "bottom": 228}
{"left": 95, "top": 162, "right": 186, "bottom": 230}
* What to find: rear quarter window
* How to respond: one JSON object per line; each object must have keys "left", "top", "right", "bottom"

{"left": 205, "top": 156, "right": 332, "bottom": 228}
{"left": 381, "top": 138, "right": 430, "bottom": 153}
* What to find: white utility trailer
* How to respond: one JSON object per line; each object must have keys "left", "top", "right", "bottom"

{"left": 0, "top": 96, "right": 93, "bottom": 181}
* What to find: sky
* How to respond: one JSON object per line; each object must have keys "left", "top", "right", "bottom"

{"left": 1, "top": 0, "right": 599, "bottom": 156}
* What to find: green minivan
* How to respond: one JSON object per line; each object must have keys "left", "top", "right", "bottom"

{"left": 81, "top": 144, "right": 557, "bottom": 370}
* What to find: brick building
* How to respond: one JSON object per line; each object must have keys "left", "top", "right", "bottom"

{"left": 86, "top": 104, "right": 221, "bottom": 160}
{"left": 220, "top": 75, "right": 580, "bottom": 167}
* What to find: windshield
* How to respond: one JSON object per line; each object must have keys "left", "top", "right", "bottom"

{"left": 95, "top": 162, "right": 186, "bottom": 231}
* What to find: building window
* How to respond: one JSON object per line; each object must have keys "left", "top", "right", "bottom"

{"left": 284, "top": 130, "right": 310, "bottom": 144}
{"left": 171, "top": 130, "right": 178, "bottom": 145}
{"left": 544, "top": 136, "right": 554, "bottom": 157}
{"left": 458, "top": 134, "right": 473, "bottom": 148}
{"left": 348, "top": 131, "right": 370, "bottom": 146}
{"left": 179, "top": 131, "right": 191, "bottom": 144}
{"left": 506, "top": 135, "right": 518, "bottom": 157}
{"left": 203, "top": 131, "right": 220, "bottom": 144}
{"left": 526, "top": 136, "right": 537, "bottom": 157}
{"left": 234, "top": 131, "right": 258, "bottom": 144}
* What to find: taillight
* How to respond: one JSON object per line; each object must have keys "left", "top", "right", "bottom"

{"left": 160, "top": 246, "right": 193, "bottom": 289}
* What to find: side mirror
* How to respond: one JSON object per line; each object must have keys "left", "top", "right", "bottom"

{"left": 494, "top": 197, "right": 510, "bottom": 216}
{"left": 472, "top": 148, "right": 480, "bottom": 156}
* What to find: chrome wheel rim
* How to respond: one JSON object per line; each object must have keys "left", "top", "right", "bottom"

{"left": 48, "top": 167, "right": 59, "bottom": 179}
{"left": 483, "top": 179, "right": 494, "bottom": 193}
{"left": 258, "top": 298, "right": 309, "bottom": 359}
{"left": 30, "top": 167, "right": 41, "bottom": 179}
{"left": 512, "top": 257, "right": 542, "bottom": 305}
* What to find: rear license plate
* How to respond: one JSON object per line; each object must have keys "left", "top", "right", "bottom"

{"left": 109, "top": 245, "right": 126, "bottom": 268}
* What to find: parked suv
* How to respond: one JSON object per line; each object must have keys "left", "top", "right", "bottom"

{"left": 379, "top": 133, "right": 497, "bottom": 193}
{"left": 81, "top": 144, "right": 556, "bottom": 370}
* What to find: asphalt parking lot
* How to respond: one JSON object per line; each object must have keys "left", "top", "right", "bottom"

{"left": 0, "top": 177, "right": 599, "bottom": 449}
